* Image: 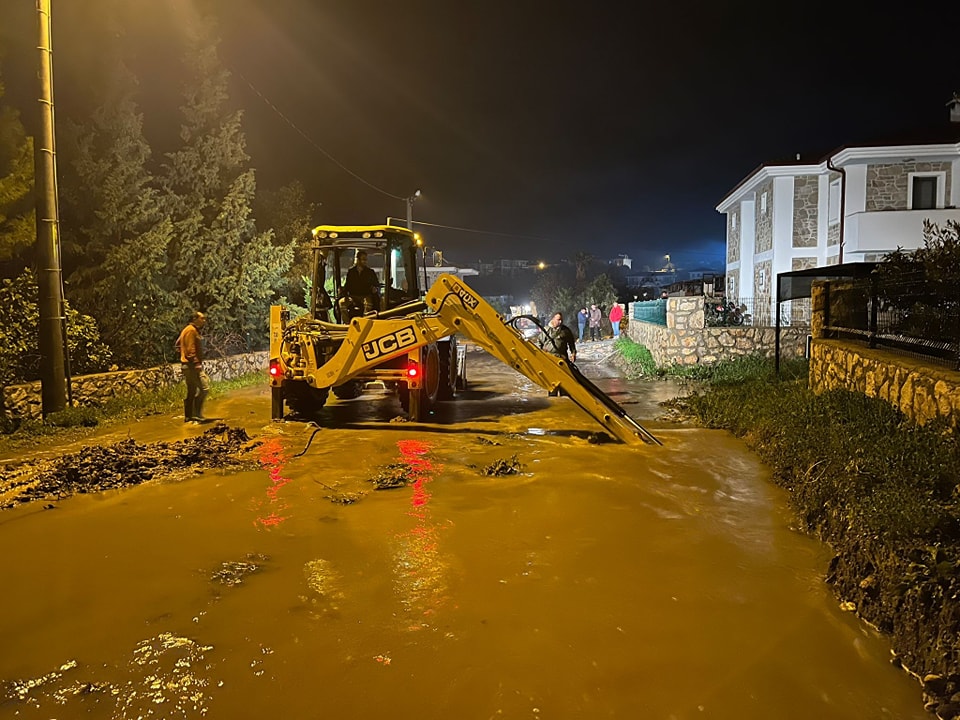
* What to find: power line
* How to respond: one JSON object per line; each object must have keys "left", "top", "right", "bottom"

{"left": 235, "top": 70, "right": 594, "bottom": 247}
{"left": 234, "top": 69, "right": 405, "bottom": 202}
{"left": 412, "top": 219, "right": 552, "bottom": 243}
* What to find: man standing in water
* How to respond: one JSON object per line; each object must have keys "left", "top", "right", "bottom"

{"left": 539, "top": 311, "right": 577, "bottom": 397}
{"left": 176, "top": 311, "right": 209, "bottom": 423}
{"left": 539, "top": 312, "right": 577, "bottom": 363}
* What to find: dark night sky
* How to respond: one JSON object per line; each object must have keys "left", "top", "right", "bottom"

{"left": 2, "top": 0, "right": 959, "bottom": 271}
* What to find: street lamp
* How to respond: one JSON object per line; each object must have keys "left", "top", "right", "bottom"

{"left": 406, "top": 189, "right": 421, "bottom": 230}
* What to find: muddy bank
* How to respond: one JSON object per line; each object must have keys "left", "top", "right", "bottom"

{"left": 0, "top": 423, "right": 257, "bottom": 510}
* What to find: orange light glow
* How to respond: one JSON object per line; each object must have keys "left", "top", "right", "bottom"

{"left": 254, "top": 437, "right": 292, "bottom": 528}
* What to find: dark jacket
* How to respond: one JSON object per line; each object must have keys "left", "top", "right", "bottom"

{"left": 540, "top": 322, "right": 577, "bottom": 361}
{"left": 344, "top": 265, "right": 380, "bottom": 299}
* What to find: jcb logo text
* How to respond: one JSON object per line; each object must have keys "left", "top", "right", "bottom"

{"left": 453, "top": 283, "right": 479, "bottom": 310}
{"left": 362, "top": 326, "right": 418, "bottom": 360}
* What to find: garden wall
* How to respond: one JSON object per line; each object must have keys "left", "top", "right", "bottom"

{"left": 2, "top": 352, "right": 268, "bottom": 423}
{"left": 808, "top": 284, "right": 960, "bottom": 427}
{"left": 625, "top": 296, "right": 809, "bottom": 367}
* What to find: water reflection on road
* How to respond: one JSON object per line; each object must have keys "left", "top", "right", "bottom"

{"left": 0, "top": 351, "right": 927, "bottom": 719}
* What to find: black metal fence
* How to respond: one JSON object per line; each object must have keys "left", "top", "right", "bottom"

{"left": 823, "top": 274, "right": 960, "bottom": 369}
{"left": 705, "top": 297, "right": 812, "bottom": 328}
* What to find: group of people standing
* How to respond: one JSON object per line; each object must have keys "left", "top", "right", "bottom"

{"left": 538, "top": 301, "right": 625, "bottom": 370}
{"left": 576, "top": 303, "right": 623, "bottom": 342}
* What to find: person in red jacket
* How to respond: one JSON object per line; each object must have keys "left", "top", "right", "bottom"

{"left": 176, "top": 311, "right": 210, "bottom": 423}
{"left": 609, "top": 302, "right": 624, "bottom": 338}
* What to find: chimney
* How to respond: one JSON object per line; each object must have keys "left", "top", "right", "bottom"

{"left": 949, "top": 93, "right": 960, "bottom": 123}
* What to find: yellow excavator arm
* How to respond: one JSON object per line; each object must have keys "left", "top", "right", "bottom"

{"left": 292, "top": 274, "right": 660, "bottom": 445}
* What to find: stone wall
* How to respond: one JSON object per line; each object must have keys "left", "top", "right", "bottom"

{"left": 626, "top": 296, "right": 809, "bottom": 367}
{"left": 828, "top": 171, "right": 841, "bottom": 248}
{"left": 866, "top": 161, "right": 953, "bottom": 211}
{"left": 727, "top": 210, "right": 740, "bottom": 264}
{"left": 808, "top": 283, "right": 960, "bottom": 426}
{"left": 755, "top": 180, "right": 774, "bottom": 254}
{"left": 809, "top": 340, "right": 960, "bottom": 427}
{"left": 792, "top": 175, "right": 819, "bottom": 247}
{"left": 2, "top": 351, "right": 268, "bottom": 423}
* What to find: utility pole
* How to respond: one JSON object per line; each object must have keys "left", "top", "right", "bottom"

{"left": 35, "top": 0, "right": 67, "bottom": 416}
{"left": 406, "top": 189, "right": 421, "bottom": 229}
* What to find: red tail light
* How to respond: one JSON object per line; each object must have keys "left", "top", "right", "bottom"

{"left": 407, "top": 361, "right": 419, "bottom": 378}
{"left": 269, "top": 359, "right": 281, "bottom": 377}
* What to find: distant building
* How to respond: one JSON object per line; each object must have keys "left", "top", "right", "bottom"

{"left": 610, "top": 254, "right": 632, "bottom": 269}
{"left": 716, "top": 97, "right": 960, "bottom": 319}
{"left": 625, "top": 269, "right": 677, "bottom": 290}
{"left": 665, "top": 272, "right": 725, "bottom": 296}
{"left": 423, "top": 264, "right": 479, "bottom": 287}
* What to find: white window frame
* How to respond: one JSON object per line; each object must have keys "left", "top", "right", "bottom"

{"left": 907, "top": 171, "right": 946, "bottom": 210}
{"left": 828, "top": 179, "right": 841, "bottom": 226}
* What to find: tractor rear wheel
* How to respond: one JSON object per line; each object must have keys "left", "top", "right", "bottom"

{"left": 399, "top": 344, "right": 440, "bottom": 421}
{"left": 332, "top": 380, "right": 364, "bottom": 400}
{"left": 285, "top": 382, "right": 330, "bottom": 417}
{"left": 437, "top": 338, "right": 458, "bottom": 400}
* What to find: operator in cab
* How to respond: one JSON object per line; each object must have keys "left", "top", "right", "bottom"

{"left": 339, "top": 249, "right": 380, "bottom": 319}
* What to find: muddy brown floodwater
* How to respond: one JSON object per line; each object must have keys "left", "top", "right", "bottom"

{"left": 0, "top": 346, "right": 929, "bottom": 719}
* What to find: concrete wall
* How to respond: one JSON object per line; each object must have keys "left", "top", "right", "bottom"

{"left": 626, "top": 296, "right": 809, "bottom": 367}
{"left": 2, "top": 352, "right": 268, "bottom": 423}
{"left": 808, "top": 283, "right": 960, "bottom": 427}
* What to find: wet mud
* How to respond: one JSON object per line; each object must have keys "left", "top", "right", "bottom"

{"left": 0, "top": 422, "right": 256, "bottom": 509}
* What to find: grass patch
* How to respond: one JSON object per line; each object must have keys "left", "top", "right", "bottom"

{"left": 0, "top": 371, "right": 266, "bottom": 455}
{"left": 614, "top": 336, "right": 808, "bottom": 385}
{"left": 613, "top": 337, "right": 657, "bottom": 377}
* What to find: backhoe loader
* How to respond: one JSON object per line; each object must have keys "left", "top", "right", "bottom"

{"left": 269, "top": 224, "right": 660, "bottom": 445}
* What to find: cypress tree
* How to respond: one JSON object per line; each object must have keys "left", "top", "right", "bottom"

{"left": 162, "top": 19, "right": 292, "bottom": 352}
{"left": 59, "top": 63, "right": 178, "bottom": 367}
{"left": 0, "top": 72, "right": 35, "bottom": 278}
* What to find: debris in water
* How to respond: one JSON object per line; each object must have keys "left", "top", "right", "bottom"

{"left": 326, "top": 492, "right": 364, "bottom": 504}
{"left": 209, "top": 553, "right": 269, "bottom": 588}
{"left": 369, "top": 462, "right": 412, "bottom": 489}
{"left": 0, "top": 423, "right": 255, "bottom": 510}
{"left": 481, "top": 455, "right": 523, "bottom": 476}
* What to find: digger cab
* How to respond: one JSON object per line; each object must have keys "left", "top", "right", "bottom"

{"left": 309, "top": 225, "right": 424, "bottom": 323}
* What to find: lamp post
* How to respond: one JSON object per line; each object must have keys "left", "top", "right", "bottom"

{"left": 406, "top": 189, "right": 421, "bottom": 230}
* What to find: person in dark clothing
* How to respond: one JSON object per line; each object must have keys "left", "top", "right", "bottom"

{"left": 339, "top": 249, "right": 380, "bottom": 319}
{"left": 577, "top": 307, "right": 588, "bottom": 341}
{"left": 539, "top": 312, "right": 578, "bottom": 363}
{"left": 588, "top": 303, "right": 603, "bottom": 341}
{"left": 175, "top": 311, "right": 209, "bottom": 423}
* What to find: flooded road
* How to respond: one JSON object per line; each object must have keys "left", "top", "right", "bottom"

{"left": 0, "top": 347, "right": 926, "bottom": 719}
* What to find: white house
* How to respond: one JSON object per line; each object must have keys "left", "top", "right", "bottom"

{"left": 716, "top": 98, "right": 960, "bottom": 323}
